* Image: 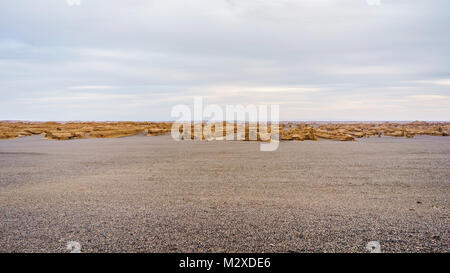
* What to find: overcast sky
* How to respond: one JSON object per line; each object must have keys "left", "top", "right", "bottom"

{"left": 0, "top": 0, "right": 449, "bottom": 121}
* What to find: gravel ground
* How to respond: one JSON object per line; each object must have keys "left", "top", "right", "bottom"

{"left": 0, "top": 134, "right": 449, "bottom": 253}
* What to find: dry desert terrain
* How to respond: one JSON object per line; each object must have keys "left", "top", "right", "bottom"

{"left": 0, "top": 129, "right": 449, "bottom": 253}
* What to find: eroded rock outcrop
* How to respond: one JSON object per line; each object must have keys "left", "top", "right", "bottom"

{"left": 0, "top": 121, "right": 448, "bottom": 142}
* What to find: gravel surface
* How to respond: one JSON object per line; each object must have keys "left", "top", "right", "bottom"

{"left": 0, "top": 134, "right": 449, "bottom": 253}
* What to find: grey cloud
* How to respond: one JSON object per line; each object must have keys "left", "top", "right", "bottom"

{"left": 0, "top": 0, "right": 449, "bottom": 121}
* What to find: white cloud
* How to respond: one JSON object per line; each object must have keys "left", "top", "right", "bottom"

{"left": 20, "top": 92, "right": 137, "bottom": 103}
{"left": 0, "top": 0, "right": 449, "bottom": 121}
{"left": 417, "top": 79, "right": 450, "bottom": 86}
{"left": 68, "top": 85, "right": 116, "bottom": 90}
{"left": 322, "top": 65, "right": 413, "bottom": 76}
{"left": 408, "top": 94, "right": 449, "bottom": 100}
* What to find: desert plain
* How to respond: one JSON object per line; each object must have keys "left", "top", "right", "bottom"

{"left": 0, "top": 121, "right": 449, "bottom": 252}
